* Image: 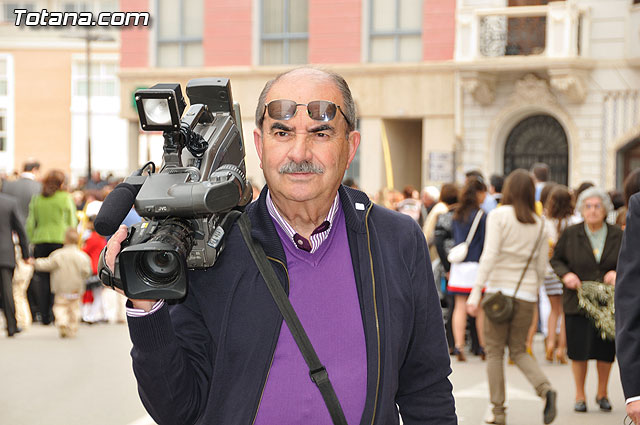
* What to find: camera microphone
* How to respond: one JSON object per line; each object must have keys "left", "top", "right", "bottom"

{"left": 95, "top": 182, "right": 141, "bottom": 236}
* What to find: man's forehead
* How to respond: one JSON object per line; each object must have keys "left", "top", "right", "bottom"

{"left": 266, "top": 72, "right": 341, "bottom": 104}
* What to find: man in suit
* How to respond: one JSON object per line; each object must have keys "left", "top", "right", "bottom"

{"left": 615, "top": 192, "right": 640, "bottom": 424}
{"left": 2, "top": 160, "right": 42, "bottom": 323}
{"left": 0, "top": 192, "right": 31, "bottom": 337}
{"left": 1, "top": 159, "right": 42, "bottom": 224}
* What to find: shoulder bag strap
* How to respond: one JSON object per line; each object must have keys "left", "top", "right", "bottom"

{"left": 464, "top": 209, "right": 484, "bottom": 245}
{"left": 513, "top": 217, "right": 546, "bottom": 299}
{"left": 236, "top": 213, "right": 348, "bottom": 425}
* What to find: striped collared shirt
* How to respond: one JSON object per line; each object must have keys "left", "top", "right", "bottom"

{"left": 266, "top": 190, "right": 340, "bottom": 254}
{"left": 126, "top": 299, "right": 165, "bottom": 317}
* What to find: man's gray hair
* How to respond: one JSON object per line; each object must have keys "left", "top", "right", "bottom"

{"left": 254, "top": 67, "right": 357, "bottom": 134}
{"left": 576, "top": 186, "right": 614, "bottom": 216}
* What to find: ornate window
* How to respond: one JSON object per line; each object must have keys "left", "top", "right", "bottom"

{"left": 479, "top": 0, "right": 549, "bottom": 57}
{"left": 504, "top": 115, "right": 568, "bottom": 185}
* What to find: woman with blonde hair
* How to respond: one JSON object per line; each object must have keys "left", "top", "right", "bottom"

{"left": 26, "top": 170, "right": 77, "bottom": 325}
{"left": 467, "top": 169, "right": 557, "bottom": 425}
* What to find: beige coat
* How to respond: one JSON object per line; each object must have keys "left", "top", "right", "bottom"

{"left": 34, "top": 245, "right": 92, "bottom": 295}
{"left": 468, "top": 205, "right": 548, "bottom": 306}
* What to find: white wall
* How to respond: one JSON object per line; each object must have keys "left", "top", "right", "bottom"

{"left": 582, "top": 0, "right": 630, "bottom": 60}
{"left": 70, "top": 96, "right": 129, "bottom": 182}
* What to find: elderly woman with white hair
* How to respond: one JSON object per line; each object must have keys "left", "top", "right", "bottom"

{"left": 550, "top": 187, "right": 623, "bottom": 414}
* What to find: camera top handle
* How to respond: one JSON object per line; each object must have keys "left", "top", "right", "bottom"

{"left": 163, "top": 103, "right": 213, "bottom": 165}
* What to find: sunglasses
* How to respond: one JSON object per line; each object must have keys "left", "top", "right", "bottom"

{"left": 262, "top": 99, "right": 352, "bottom": 128}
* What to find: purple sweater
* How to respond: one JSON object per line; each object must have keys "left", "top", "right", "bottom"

{"left": 253, "top": 204, "right": 367, "bottom": 425}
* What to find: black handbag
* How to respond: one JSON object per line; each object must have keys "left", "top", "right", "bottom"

{"left": 481, "top": 218, "right": 545, "bottom": 323}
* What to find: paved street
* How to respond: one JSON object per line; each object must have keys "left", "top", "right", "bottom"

{"left": 0, "top": 322, "right": 151, "bottom": 425}
{"left": 0, "top": 322, "right": 627, "bottom": 425}
{"left": 450, "top": 334, "right": 626, "bottom": 425}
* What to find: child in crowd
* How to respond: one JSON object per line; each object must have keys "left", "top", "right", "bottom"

{"left": 31, "top": 228, "right": 92, "bottom": 338}
{"left": 82, "top": 215, "right": 108, "bottom": 323}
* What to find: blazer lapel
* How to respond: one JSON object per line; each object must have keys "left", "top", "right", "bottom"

{"left": 600, "top": 224, "right": 617, "bottom": 264}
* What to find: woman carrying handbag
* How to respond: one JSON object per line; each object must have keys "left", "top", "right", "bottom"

{"left": 448, "top": 177, "right": 487, "bottom": 361}
{"left": 466, "top": 169, "right": 557, "bottom": 425}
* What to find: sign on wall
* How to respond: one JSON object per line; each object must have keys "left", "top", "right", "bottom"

{"left": 429, "top": 151, "right": 454, "bottom": 182}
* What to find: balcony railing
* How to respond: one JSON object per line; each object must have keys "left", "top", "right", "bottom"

{"left": 456, "top": 2, "right": 590, "bottom": 61}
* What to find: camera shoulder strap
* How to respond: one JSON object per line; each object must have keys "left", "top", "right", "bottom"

{"left": 236, "top": 213, "right": 348, "bottom": 425}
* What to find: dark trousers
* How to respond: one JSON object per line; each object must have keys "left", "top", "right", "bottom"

{"left": 444, "top": 293, "right": 455, "bottom": 351}
{"left": 30, "top": 243, "right": 63, "bottom": 325}
{"left": 1, "top": 267, "right": 17, "bottom": 334}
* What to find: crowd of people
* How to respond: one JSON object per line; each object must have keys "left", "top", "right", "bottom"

{"left": 385, "top": 163, "right": 640, "bottom": 424}
{"left": 1, "top": 67, "right": 639, "bottom": 425}
{"left": 0, "top": 161, "right": 133, "bottom": 339}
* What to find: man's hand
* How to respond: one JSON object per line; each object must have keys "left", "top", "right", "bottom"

{"left": 106, "top": 224, "right": 157, "bottom": 312}
{"left": 105, "top": 225, "right": 129, "bottom": 271}
{"left": 627, "top": 400, "right": 640, "bottom": 425}
{"left": 562, "top": 272, "right": 582, "bottom": 290}
{"left": 603, "top": 270, "right": 616, "bottom": 286}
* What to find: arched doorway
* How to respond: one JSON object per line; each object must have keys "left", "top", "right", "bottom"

{"left": 616, "top": 136, "right": 640, "bottom": 188}
{"left": 503, "top": 114, "right": 569, "bottom": 184}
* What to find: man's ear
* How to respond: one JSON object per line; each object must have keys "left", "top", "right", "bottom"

{"left": 346, "top": 131, "right": 361, "bottom": 168}
{"left": 253, "top": 128, "right": 263, "bottom": 169}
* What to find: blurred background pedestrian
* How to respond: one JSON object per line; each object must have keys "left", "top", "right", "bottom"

{"left": 467, "top": 169, "right": 556, "bottom": 425}
{"left": 550, "top": 187, "right": 622, "bottom": 414}
{"left": 449, "top": 176, "right": 487, "bottom": 362}
{"left": 31, "top": 228, "right": 92, "bottom": 338}
{"left": 542, "top": 185, "right": 576, "bottom": 364}
{"left": 26, "top": 170, "right": 77, "bottom": 325}
{"left": 0, "top": 192, "right": 31, "bottom": 337}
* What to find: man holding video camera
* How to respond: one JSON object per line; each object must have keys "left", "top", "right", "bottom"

{"left": 105, "top": 67, "right": 456, "bottom": 425}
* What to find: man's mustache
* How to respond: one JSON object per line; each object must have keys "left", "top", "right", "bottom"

{"left": 279, "top": 161, "right": 324, "bottom": 174}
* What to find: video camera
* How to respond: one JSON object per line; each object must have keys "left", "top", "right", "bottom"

{"left": 96, "top": 78, "right": 252, "bottom": 299}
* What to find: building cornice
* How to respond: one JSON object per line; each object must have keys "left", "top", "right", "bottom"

{"left": 0, "top": 38, "right": 119, "bottom": 50}
{"left": 117, "top": 56, "right": 637, "bottom": 82}
{"left": 454, "top": 57, "right": 597, "bottom": 73}
{"left": 117, "top": 61, "right": 461, "bottom": 80}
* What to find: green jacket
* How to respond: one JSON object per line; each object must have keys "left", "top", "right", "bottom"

{"left": 26, "top": 191, "right": 77, "bottom": 245}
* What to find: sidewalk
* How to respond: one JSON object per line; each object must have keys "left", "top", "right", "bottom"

{"left": 450, "top": 334, "right": 626, "bottom": 425}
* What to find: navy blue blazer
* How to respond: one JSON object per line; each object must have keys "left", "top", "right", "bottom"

{"left": 616, "top": 192, "right": 640, "bottom": 400}
{"left": 126, "top": 185, "right": 457, "bottom": 425}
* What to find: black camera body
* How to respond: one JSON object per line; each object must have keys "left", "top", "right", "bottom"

{"left": 104, "top": 78, "right": 252, "bottom": 300}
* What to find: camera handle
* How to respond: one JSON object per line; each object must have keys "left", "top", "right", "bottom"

{"left": 236, "top": 213, "right": 348, "bottom": 425}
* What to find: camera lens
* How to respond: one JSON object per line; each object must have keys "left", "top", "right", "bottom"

{"left": 139, "top": 251, "right": 180, "bottom": 287}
